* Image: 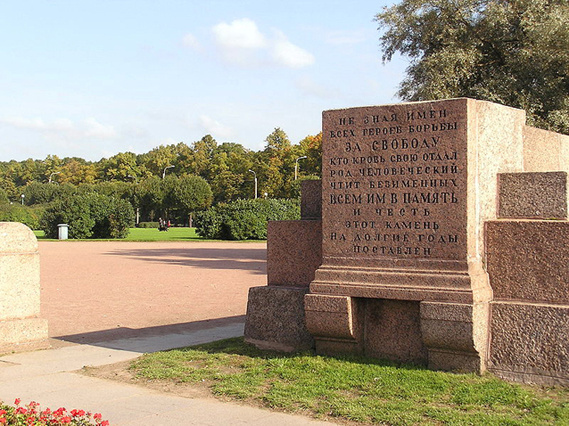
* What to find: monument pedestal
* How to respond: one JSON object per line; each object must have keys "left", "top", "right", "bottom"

{"left": 306, "top": 98, "right": 528, "bottom": 373}
{"left": 245, "top": 98, "right": 569, "bottom": 383}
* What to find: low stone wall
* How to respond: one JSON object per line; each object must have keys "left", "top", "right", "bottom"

{"left": 244, "top": 181, "right": 322, "bottom": 351}
{"left": 0, "top": 222, "right": 48, "bottom": 351}
{"left": 486, "top": 220, "right": 569, "bottom": 385}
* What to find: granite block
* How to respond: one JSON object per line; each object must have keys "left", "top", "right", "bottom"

{"left": 301, "top": 179, "right": 322, "bottom": 220}
{"left": 244, "top": 286, "right": 313, "bottom": 352}
{"left": 267, "top": 220, "right": 322, "bottom": 287}
{"left": 486, "top": 220, "right": 569, "bottom": 304}
{"left": 0, "top": 222, "right": 48, "bottom": 346}
{"left": 304, "top": 294, "right": 356, "bottom": 340}
{"left": 497, "top": 172, "right": 567, "bottom": 219}
{"left": 489, "top": 302, "right": 569, "bottom": 385}
{"left": 364, "top": 299, "right": 427, "bottom": 364}
{"left": 523, "top": 126, "right": 569, "bottom": 172}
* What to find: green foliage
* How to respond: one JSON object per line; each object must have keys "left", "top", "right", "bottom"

{"left": 172, "top": 175, "right": 213, "bottom": 214}
{"left": 195, "top": 198, "right": 300, "bottom": 240}
{"left": 1, "top": 129, "right": 323, "bottom": 211}
{"left": 137, "top": 221, "right": 160, "bottom": 228}
{"left": 130, "top": 337, "right": 569, "bottom": 425}
{"left": 376, "top": 0, "right": 569, "bottom": 134}
{"left": 0, "top": 188, "right": 8, "bottom": 204}
{"left": 22, "top": 181, "right": 60, "bottom": 205}
{"left": 0, "top": 204, "right": 42, "bottom": 229}
{"left": 40, "top": 193, "right": 134, "bottom": 239}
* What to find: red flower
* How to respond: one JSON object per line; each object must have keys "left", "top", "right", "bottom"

{"left": 61, "top": 415, "right": 72, "bottom": 424}
{"left": 71, "top": 408, "right": 88, "bottom": 417}
{"left": 14, "top": 398, "right": 21, "bottom": 405}
{"left": 0, "top": 410, "right": 6, "bottom": 415}
{"left": 93, "top": 413, "right": 102, "bottom": 420}
{"left": 101, "top": 421, "right": 110, "bottom": 426}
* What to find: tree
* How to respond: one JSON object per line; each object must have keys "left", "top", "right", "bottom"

{"left": 298, "top": 132, "right": 322, "bottom": 177}
{"left": 257, "top": 128, "right": 295, "bottom": 198}
{"left": 172, "top": 175, "right": 213, "bottom": 223}
{"left": 376, "top": 0, "right": 569, "bottom": 134}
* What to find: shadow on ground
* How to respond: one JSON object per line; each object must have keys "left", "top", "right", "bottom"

{"left": 54, "top": 316, "right": 246, "bottom": 353}
{"left": 102, "top": 247, "right": 266, "bottom": 274}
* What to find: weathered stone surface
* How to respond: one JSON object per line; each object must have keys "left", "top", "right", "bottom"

{"left": 523, "top": 126, "right": 569, "bottom": 173}
{"left": 497, "top": 172, "right": 567, "bottom": 219}
{"left": 364, "top": 299, "right": 427, "bottom": 364}
{"left": 420, "top": 301, "right": 489, "bottom": 372}
{"left": 304, "top": 294, "right": 357, "bottom": 340}
{"left": 486, "top": 220, "right": 569, "bottom": 304}
{"left": 301, "top": 180, "right": 322, "bottom": 220}
{"left": 267, "top": 220, "right": 322, "bottom": 287}
{"left": 244, "top": 286, "right": 313, "bottom": 352}
{"left": 489, "top": 302, "right": 569, "bottom": 385}
{"left": 0, "top": 222, "right": 48, "bottom": 346}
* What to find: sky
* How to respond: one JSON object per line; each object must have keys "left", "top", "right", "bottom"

{"left": 0, "top": 0, "right": 407, "bottom": 162}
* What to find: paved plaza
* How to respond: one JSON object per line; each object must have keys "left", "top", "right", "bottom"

{"left": 1, "top": 241, "right": 334, "bottom": 425}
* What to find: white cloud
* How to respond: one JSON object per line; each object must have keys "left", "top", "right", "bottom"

{"left": 208, "top": 18, "right": 314, "bottom": 69}
{"left": 198, "top": 115, "right": 235, "bottom": 139}
{"left": 182, "top": 33, "right": 201, "bottom": 50}
{"left": 212, "top": 18, "right": 267, "bottom": 49}
{"left": 1, "top": 116, "right": 118, "bottom": 140}
{"left": 271, "top": 31, "right": 315, "bottom": 68}
{"left": 82, "top": 117, "right": 117, "bottom": 139}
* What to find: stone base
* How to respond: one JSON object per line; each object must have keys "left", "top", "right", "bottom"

{"left": 244, "top": 286, "right": 313, "bottom": 352}
{"left": 421, "top": 301, "right": 489, "bottom": 373}
{"left": 489, "top": 301, "right": 569, "bottom": 385}
{"left": 305, "top": 294, "right": 489, "bottom": 372}
{"left": 0, "top": 317, "right": 48, "bottom": 347}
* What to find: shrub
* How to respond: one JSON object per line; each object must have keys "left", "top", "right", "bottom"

{"left": 195, "top": 198, "right": 300, "bottom": 240}
{"left": 137, "top": 221, "right": 160, "bottom": 228}
{"left": 0, "top": 204, "right": 42, "bottom": 229}
{"left": 40, "top": 193, "right": 134, "bottom": 239}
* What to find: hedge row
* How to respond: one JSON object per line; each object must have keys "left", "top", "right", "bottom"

{"left": 0, "top": 204, "right": 43, "bottom": 230}
{"left": 195, "top": 198, "right": 300, "bottom": 240}
{"left": 40, "top": 193, "right": 134, "bottom": 239}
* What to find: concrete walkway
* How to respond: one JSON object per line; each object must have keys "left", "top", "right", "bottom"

{"left": 1, "top": 241, "right": 333, "bottom": 425}
{"left": 0, "top": 322, "right": 333, "bottom": 425}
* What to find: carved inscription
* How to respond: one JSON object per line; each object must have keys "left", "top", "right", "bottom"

{"left": 322, "top": 102, "right": 467, "bottom": 261}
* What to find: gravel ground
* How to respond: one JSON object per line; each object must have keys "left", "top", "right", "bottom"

{"left": 39, "top": 241, "right": 267, "bottom": 340}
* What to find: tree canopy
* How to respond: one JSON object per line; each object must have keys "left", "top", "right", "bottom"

{"left": 0, "top": 129, "right": 323, "bottom": 224}
{"left": 376, "top": 0, "right": 569, "bottom": 134}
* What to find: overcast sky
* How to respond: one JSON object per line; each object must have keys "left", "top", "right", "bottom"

{"left": 0, "top": 0, "right": 406, "bottom": 162}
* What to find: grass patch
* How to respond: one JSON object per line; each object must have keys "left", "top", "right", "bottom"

{"left": 129, "top": 337, "right": 569, "bottom": 425}
{"left": 34, "top": 227, "right": 263, "bottom": 242}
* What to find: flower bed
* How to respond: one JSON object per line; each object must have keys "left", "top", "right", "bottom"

{"left": 0, "top": 399, "right": 109, "bottom": 425}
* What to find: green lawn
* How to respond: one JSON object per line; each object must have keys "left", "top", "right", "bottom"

{"left": 128, "top": 337, "right": 569, "bottom": 425}
{"left": 35, "top": 227, "right": 208, "bottom": 242}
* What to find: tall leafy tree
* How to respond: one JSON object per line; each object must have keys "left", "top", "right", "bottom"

{"left": 376, "top": 0, "right": 569, "bottom": 133}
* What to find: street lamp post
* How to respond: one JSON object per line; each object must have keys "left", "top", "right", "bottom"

{"left": 20, "top": 194, "right": 25, "bottom": 205}
{"left": 248, "top": 169, "right": 258, "bottom": 199}
{"left": 128, "top": 175, "right": 140, "bottom": 225}
{"left": 295, "top": 156, "right": 307, "bottom": 180}
{"left": 162, "top": 165, "right": 174, "bottom": 179}
{"left": 48, "top": 171, "right": 60, "bottom": 183}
